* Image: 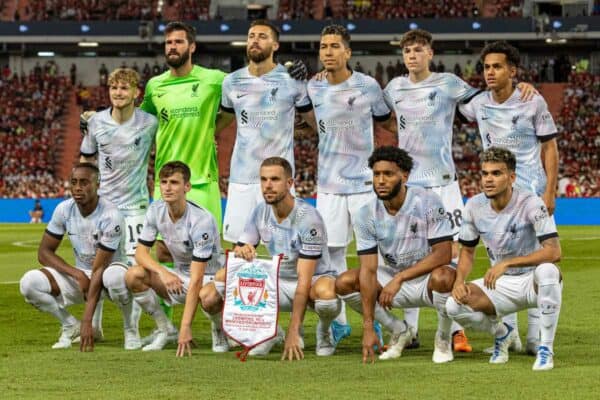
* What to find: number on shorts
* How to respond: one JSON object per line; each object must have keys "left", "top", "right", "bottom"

{"left": 127, "top": 224, "right": 144, "bottom": 243}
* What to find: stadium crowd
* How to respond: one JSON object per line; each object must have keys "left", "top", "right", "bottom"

{"left": 0, "top": 63, "right": 69, "bottom": 198}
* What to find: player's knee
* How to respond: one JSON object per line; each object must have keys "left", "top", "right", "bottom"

{"left": 102, "top": 264, "right": 127, "bottom": 290}
{"left": 430, "top": 266, "right": 455, "bottom": 293}
{"left": 534, "top": 263, "right": 560, "bottom": 286}
{"left": 312, "top": 277, "right": 336, "bottom": 300}
{"left": 335, "top": 270, "right": 358, "bottom": 296}
{"left": 125, "top": 266, "right": 145, "bottom": 290}
{"left": 20, "top": 269, "right": 49, "bottom": 299}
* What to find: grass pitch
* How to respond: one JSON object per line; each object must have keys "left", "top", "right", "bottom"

{"left": 1, "top": 224, "right": 599, "bottom": 399}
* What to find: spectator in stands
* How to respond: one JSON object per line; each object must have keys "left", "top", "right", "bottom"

{"left": 29, "top": 199, "right": 44, "bottom": 223}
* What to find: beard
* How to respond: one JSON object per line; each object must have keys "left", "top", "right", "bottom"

{"left": 166, "top": 48, "right": 191, "bottom": 69}
{"left": 264, "top": 191, "right": 286, "bottom": 205}
{"left": 247, "top": 46, "right": 271, "bottom": 63}
{"left": 376, "top": 180, "right": 403, "bottom": 201}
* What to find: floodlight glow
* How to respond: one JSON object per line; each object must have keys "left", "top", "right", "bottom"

{"left": 472, "top": 22, "right": 481, "bottom": 30}
{"left": 37, "top": 51, "right": 55, "bottom": 57}
{"left": 81, "top": 24, "right": 90, "bottom": 33}
{"left": 158, "top": 24, "right": 166, "bottom": 32}
{"left": 409, "top": 22, "right": 418, "bottom": 30}
{"left": 346, "top": 23, "right": 356, "bottom": 31}
{"left": 220, "top": 24, "right": 230, "bottom": 32}
{"left": 552, "top": 20, "right": 562, "bottom": 29}
{"left": 282, "top": 23, "right": 291, "bottom": 32}
{"left": 19, "top": 25, "right": 28, "bottom": 33}
{"left": 78, "top": 41, "right": 99, "bottom": 47}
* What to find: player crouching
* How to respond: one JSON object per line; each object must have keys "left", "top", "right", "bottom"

{"left": 201, "top": 157, "right": 342, "bottom": 359}
{"left": 19, "top": 163, "right": 140, "bottom": 351}
{"left": 336, "top": 147, "right": 457, "bottom": 364}
{"left": 125, "top": 161, "right": 226, "bottom": 356}
{"left": 447, "top": 147, "right": 562, "bottom": 371}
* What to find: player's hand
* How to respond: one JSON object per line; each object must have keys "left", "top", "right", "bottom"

{"left": 233, "top": 244, "right": 256, "bottom": 261}
{"left": 378, "top": 277, "right": 402, "bottom": 310}
{"left": 362, "top": 326, "right": 382, "bottom": 364}
{"left": 75, "top": 271, "right": 90, "bottom": 300}
{"left": 285, "top": 59, "right": 308, "bottom": 81}
{"left": 176, "top": 325, "right": 194, "bottom": 357}
{"left": 281, "top": 330, "right": 304, "bottom": 361}
{"left": 80, "top": 320, "right": 94, "bottom": 352}
{"left": 79, "top": 111, "right": 96, "bottom": 135}
{"left": 516, "top": 82, "right": 539, "bottom": 101}
{"left": 159, "top": 269, "right": 184, "bottom": 295}
{"left": 542, "top": 191, "right": 556, "bottom": 216}
{"left": 484, "top": 261, "right": 509, "bottom": 289}
{"left": 452, "top": 282, "right": 470, "bottom": 304}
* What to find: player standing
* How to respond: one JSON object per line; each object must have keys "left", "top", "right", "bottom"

{"left": 447, "top": 147, "right": 562, "bottom": 370}
{"left": 308, "top": 25, "right": 396, "bottom": 341}
{"left": 336, "top": 147, "right": 456, "bottom": 364}
{"left": 201, "top": 157, "right": 341, "bottom": 359}
{"left": 458, "top": 41, "right": 559, "bottom": 354}
{"left": 19, "top": 164, "right": 140, "bottom": 351}
{"left": 220, "top": 19, "right": 315, "bottom": 245}
{"left": 125, "top": 161, "right": 225, "bottom": 355}
{"left": 80, "top": 68, "right": 158, "bottom": 264}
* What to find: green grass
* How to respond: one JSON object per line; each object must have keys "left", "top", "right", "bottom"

{"left": 1, "top": 224, "right": 599, "bottom": 399}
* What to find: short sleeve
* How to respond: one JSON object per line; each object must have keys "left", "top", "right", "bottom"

{"left": 80, "top": 116, "right": 98, "bottom": 156}
{"left": 526, "top": 196, "right": 558, "bottom": 242}
{"left": 46, "top": 202, "right": 67, "bottom": 239}
{"left": 353, "top": 205, "right": 378, "bottom": 255}
{"left": 294, "top": 80, "right": 312, "bottom": 113}
{"left": 425, "top": 194, "right": 454, "bottom": 245}
{"left": 458, "top": 99, "right": 476, "bottom": 122}
{"left": 140, "top": 82, "right": 157, "bottom": 115}
{"left": 138, "top": 204, "right": 159, "bottom": 247}
{"left": 370, "top": 81, "right": 392, "bottom": 121}
{"left": 190, "top": 214, "right": 219, "bottom": 262}
{"left": 98, "top": 209, "right": 125, "bottom": 252}
{"left": 446, "top": 73, "right": 480, "bottom": 103}
{"left": 382, "top": 82, "right": 394, "bottom": 110}
{"left": 297, "top": 210, "right": 326, "bottom": 259}
{"left": 220, "top": 76, "right": 234, "bottom": 113}
{"left": 458, "top": 202, "right": 480, "bottom": 247}
{"left": 533, "top": 96, "right": 558, "bottom": 141}
{"left": 238, "top": 205, "right": 261, "bottom": 247}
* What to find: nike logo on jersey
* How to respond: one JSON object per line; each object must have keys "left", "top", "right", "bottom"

{"left": 237, "top": 93, "right": 248, "bottom": 99}
{"left": 314, "top": 103, "right": 323, "bottom": 108}
{"left": 481, "top": 117, "right": 490, "bottom": 120}
{"left": 156, "top": 93, "right": 167, "bottom": 98}
{"left": 395, "top": 99, "right": 403, "bottom": 104}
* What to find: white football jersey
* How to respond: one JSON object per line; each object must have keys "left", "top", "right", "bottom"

{"left": 80, "top": 108, "right": 158, "bottom": 211}
{"left": 308, "top": 72, "right": 391, "bottom": 194}
{"left": 138, "top": 200, "right": 223, "bottom": 276}
{"left": 221, "top": 64, "right": 312, "bottom": 184}
{"left": 384, "top": 72, "right": 479, "bottom": 187}
{"left": 459, "top": 89, "right": 558, "bottom": 195}
{"left": 353, "top": 186, "right": 454, "bottom": 277}
{"left": 459, "top": 188, "right": 558, "bottom": 275}
{"left": 46, "top": 197, "right": 127, "bottom": 271}
{"left": 239, "top": 198, "right": 335, "bottom": 279}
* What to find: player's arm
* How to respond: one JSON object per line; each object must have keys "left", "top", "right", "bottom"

{"left": 452, "top": 244, "right": 476, "bottom": 304}
{"left": 79, "top": 246, "right": 116, "bottom": 352}
{"left": 282, "top": 257, "right": 317, "bottom": 361}
{"left": 215, "top": 109, "right": 235, "bottom": 133}
{"left": 378, "top": 239, "right": 452, "bottom": 309}
{"left": 135, "top": 242, "right": 183, "bottom": 293}
{"left": 80, "top": 154, "right": 96, "bottom": 163}
{"left": 484, "top": 235, "right": 561, "bottom": 289}
{"left": 38, "top": 232, "right": 89, "bottom": 290}
{"left": 298, "top": 109, "right": 318, "bottom": 133}
{"left": 374, "top": 113, "right": 397, "bottom": 133}
{"left": 176, "top": 260, "right": 206, "bottom": 357}
{"left": 358, "top": 252, "right": 382, "bottom": 362}
{"left": 541, "top": 138, "right": 559, "bottom": 215}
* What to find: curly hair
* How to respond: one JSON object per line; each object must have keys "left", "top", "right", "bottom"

{"left": 368, "top": 146, "right": 413, "bottom": 173}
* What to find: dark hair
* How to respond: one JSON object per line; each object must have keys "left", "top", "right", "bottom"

{"left": 72, "top": 162, "right": 100, "bottom": 181}
{"left": 164, "top": 21, "right": 196, "bottom": 45}
{"left": 261, "top": 157, "right": 293, "bottom": 178}
{"left": 480, "top": 147, "right": 517, "bottom": 171}
{"left": 400, "top": 29, "right": 433, "bottom": 49}
{"left": 480, "top": 41, "right": 520, "bottom": 67}
{"left": 159, "top": 161, "right": 191, "bottom": 183}
{"left": 321, "top": 25, "right": 351, "bottom": 48}
{"left": 250, "top": 19, "right": 280, "bottom": 42}
{"left": 368, "top": 146, "right": 413, "bottom": 173}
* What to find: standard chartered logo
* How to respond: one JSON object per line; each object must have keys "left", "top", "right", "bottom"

{"left": 159, "top": 108, "right": 169, "bottom": 123}
{"left": 241, "top": 109, "right": 248, "bottom": 124}
{"left": 239, "top": 109, "right": 278, "bottom": 127}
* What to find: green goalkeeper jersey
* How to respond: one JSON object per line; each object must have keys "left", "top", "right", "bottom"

{"left": 141, "top": 65, "right": 226, "bottom": 185}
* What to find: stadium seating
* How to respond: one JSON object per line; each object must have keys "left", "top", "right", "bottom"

{"left": 0, "top": 65, "right": 69, "bottom": 198}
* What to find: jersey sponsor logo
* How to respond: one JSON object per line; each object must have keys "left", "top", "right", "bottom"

{"left": 318, "top": 119, "right": 326, "bottom": 134}
{"left": 240, "top": 109, "right": 248, "bottom": 124}
{"left": 159, "top": 108, "right": 169, "bottom": 123}
{"left": 104, "top": 156, "right": 113, "bottom": 170}
{"left": 398, "top": 115, "right": 406, "bottom": 130}
{"left": 534, "top": 205, "right": 549, "bottom": 222}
